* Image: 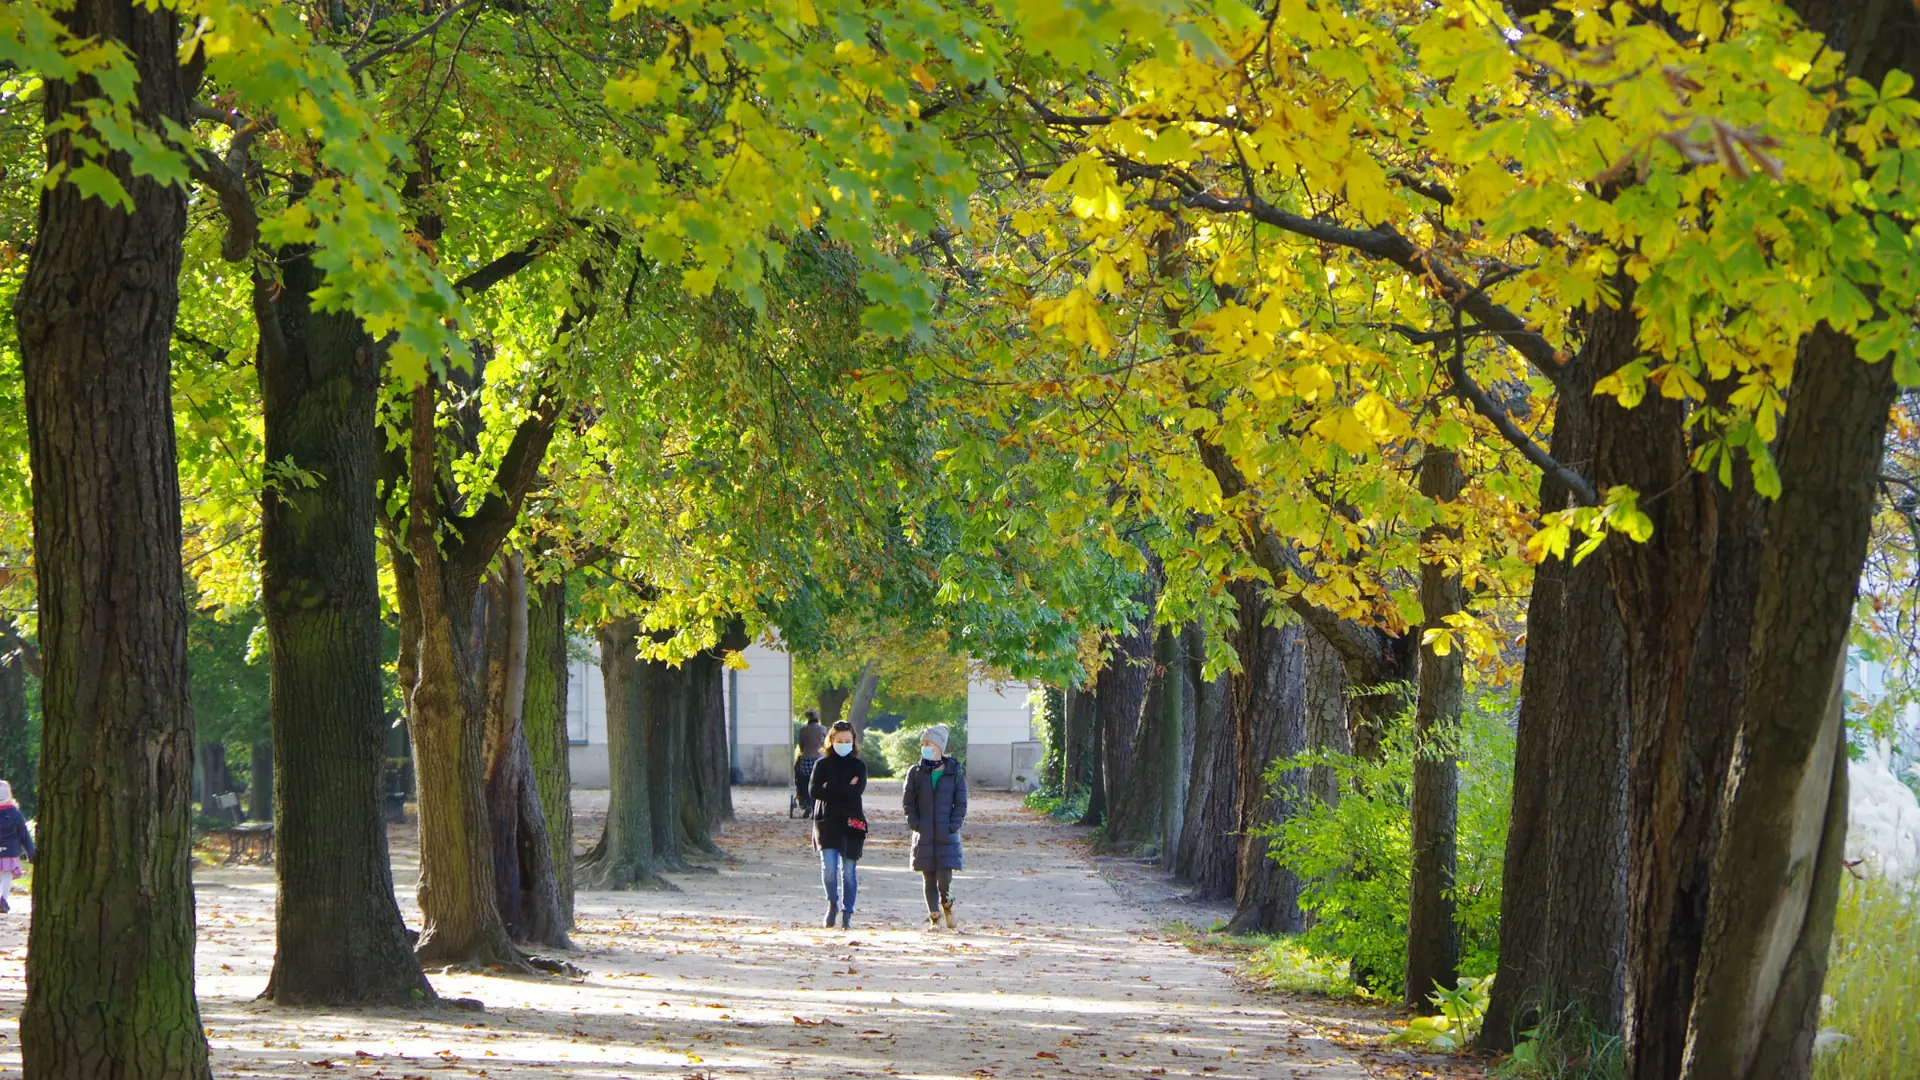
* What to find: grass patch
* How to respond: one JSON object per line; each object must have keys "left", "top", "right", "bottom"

{"left": 1816, "top": 875, "right": 1919, "bottom": 1078}
{"left": 1166, "top": 921, "right": 1357, "bottom": 997}
{"left": 1494, "top": 1006, "right": 1623, "bottom": 1080}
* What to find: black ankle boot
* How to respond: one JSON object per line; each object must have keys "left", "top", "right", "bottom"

{"left": 841, "top": 909, "right": 852, "bottom": 929}
{"left": 823, "top": 904, "right": 838, "bottom": 928}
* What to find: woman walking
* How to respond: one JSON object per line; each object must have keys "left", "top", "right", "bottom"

{"left": 0, "top": 781, "right": 33, "bottom": 914}
{"left": 903, "top": 724, "right": 967, "bottom": 929}
{"left": 808, "top": 720, "right": 868, "bottom": 929}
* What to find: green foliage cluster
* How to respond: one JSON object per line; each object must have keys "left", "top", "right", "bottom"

{"left": 1265, "top": 701, "right": 1514, "bottom": 999}
{"left": 186, "top": 604, "right": 268, "bottom": 750}
{"left": 1022, "top": 788, "right": 1090, "bottom": 823}
{"left": 1496, "top": 1008, "right": 1624, "bottom": 1080}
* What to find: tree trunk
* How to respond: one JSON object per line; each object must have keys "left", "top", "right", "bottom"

{"left": 1682, "top": 322, "right": 1896, "bottom": 1080}
{"left": 1301, "top": 627, "right": 1351, "bottom": 806}
{"left": 0, "top": 645, "right": 34, "bottom": 817}
{"left": 1406, "top": 448, "right": 1465, "bottom": 1006}
{"left": 1042, "top": 686, "right": 1068, "bottom": 795}
{"left": 844, "top": 663, "right": 880, "bottom": 739}
{"left": 1080, "top": 703, "right": 1108, "bottom": 827}
{"left": 1225, "top": 584, "right": 1308, "bottom": 935}
{"left": 403, "top": 386, "right": 522, "bottom": 969}
{"left": 1160, "top": 627, "right": 1195, "bottom": 872}
{"left": 15, "top": 1, "right": 209, "bottom": 1071}
{"left": 1174, "top": 625, "right": 1236, "bottom": 900}
{"left": 816, "top": 686, "right": 851, "bottom": 726}
{"left": 523, "top": 578, "right": 574, "bottom": 926}
{"left": 480, "top": 555, "right": 569, "bottom": 949}
{"left": 255, "top": 246, "right": 429, "bottom": 1004}
{"left": 1483, "top": 357, "right": 1628, "bottom": 1051}
{"left": 197, "top": 742, "right": 235, "bottom": 822}
{"left": 645, "top": 653, "right": 694, "bottom": 872}
{"left": 1095, "top": 600, "right": 1159, "bottom": 849}
{"left": 1064, "top": 684, "right": 1096, "bottom": 799}
{"left": 577, "top": 618, "right": 664, "bottom": 889}
{"left": 248, "top": 743, "right": 272, "bottom": 823}
{"left": 682, "top": 638, "right": 735, "bottom": 853}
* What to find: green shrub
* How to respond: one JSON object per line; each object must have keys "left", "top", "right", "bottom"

{"left": 1023, "top": 788, "right": 1089, "bottom": 823}
{"left": 1496, "top": 1006, "right": 1623, "bottom": 1080}
{"left": 882, "top": 720, "right": 968, "bottom": 776}
{"left": 1816, "top": 876, "right": 1920, "bottom": 1079}
{"left": 1263, "top": 699, "right": 1514, "bottom": 999}
{"left": 861, "top": 731, "right": 895, "bottom": 777}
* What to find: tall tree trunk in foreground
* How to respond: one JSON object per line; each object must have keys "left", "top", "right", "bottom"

{"left": 1483, "top": 360, "right": 1627, "bottom": 1052}
{"left": 1174, "top": 630, "right": 1236, "bottom": 900}
{"left": 1225, "top": 584, "right": 1307, "bottom": 935}
{"left": 1682, "top": 323, "right": 1896, "bottom": 1080}
{"left": 1405, "top": 448, "right": 1465, "bottom": 1006}
{"left": 1110, "top": 627, "right": 1180, "bottom": 852}
{"left": 577, "top": 618, "right": 663, "bottom": 889}
{"left": 15, "top": 1, "right": 208, "bottom": 1071}
{"left": 480, "top": 555, "right": 569, "bottom": 948}
{"left": 523, "top": 578, "right": 574, "bottom": 925}
{"left": 255, "top": 245, "right": 429, "bottom": 1004}
{"left": 1301, "top": 628, "right": 1351, "bottom": 807}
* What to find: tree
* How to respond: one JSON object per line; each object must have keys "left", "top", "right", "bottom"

{"left": 8, "top": 0, "right": 208, "bottom": 1074}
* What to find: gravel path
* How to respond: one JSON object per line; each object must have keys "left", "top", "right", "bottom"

{"left": 0, "top": 786, "right": 1482, "bottom": 1079}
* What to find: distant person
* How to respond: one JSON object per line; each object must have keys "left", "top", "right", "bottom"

{"left": 794, "top": 709, "right": 829, "bottom": 817}
{"left": 0, "top": 781, "right": 33, "bottom": 914}
{"left": 809, "top": 720, "right": 868, "bottom": 929}
{"left": 798, "top": 709, "right": 829, "bottom": 759}
{"left": 903, "top": 724, "right": 967, "bottom": 930}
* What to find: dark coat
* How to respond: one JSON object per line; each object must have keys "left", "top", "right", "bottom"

{"left": 0, "top": 805, "right": 33, "bottom": 860}
{"left": 903, "top": 756, "right": 967, "bottom": 871}
{"left": 809, "top": 751, "right": 869, "bottom": 860}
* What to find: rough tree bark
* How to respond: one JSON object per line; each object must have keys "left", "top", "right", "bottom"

{"left": 1482, "top": 353, "right": 1627, "bottom": 1052}
{"left": 14, "top": 1, "right": 210, "bottom": 1072}
{"left": 1224, "top": 583, "right": 1308, "bottom": 935}
{"left": 1159, "top": 627, "right": 1193, "bottom": 867}
{"left": 1095, "top": 586, "right": 1160, "bottom": 849}
{"left": 479, "top": 555, "right": 570, "bottom": 948}
{"left": 577, "top": 617, "right": 665, "bottom": 889}
{"left": 1173, "top": 625, "right": 1236, "bottom": 900}
{"left": 645, "top": 653, "right": 695, "bottom": 872}
{"left": 1110, "top": 627, "right": 1180, "bottom": 852}
{"left": 1682, "top": 322, "right": 1896, "bottom": 1080}
{"left": 523, "top": 578, "right": 574, "bottom": 925}
{"left": 1405, "top": 448, "right": 1465, "bottom": 1006}
{"left": 1301, "top": 628, "right": 1351, "bottom": 807}
{"left": 1064, "top": 683, "right": 1097, "bottom": 799}
{"left": 254, "top": 237, "right": 429, "bottom": 1005}
{"left": 400, "top": 378, "right": 560, "bottom": 968}
{"left": 683, "top": 625, "right": 747, "bottom": 852}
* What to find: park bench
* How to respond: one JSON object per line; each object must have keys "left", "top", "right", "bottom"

{"left": 206, "top": 820, "right": 274, "bottom": 865}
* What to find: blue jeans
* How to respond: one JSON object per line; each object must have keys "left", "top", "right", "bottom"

{"left": 820, "top": 847, "right": 858, "bottom": 912}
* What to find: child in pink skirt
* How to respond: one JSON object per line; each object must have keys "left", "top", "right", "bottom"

{"left": 0, "top": 780, "right": 34, "bottom": 913}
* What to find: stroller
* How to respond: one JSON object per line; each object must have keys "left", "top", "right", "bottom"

{"left": 791, "top": 754, "right": 820, "bottom": 819}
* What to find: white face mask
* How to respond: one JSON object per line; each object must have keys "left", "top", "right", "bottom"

{"left": 833, "top": 742, "right": 854, "bottom": 757}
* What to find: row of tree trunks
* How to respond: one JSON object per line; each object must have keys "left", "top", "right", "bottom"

{"left": 1404, "top": 449, "right": 1465, "bottom": 1006}
{"left": 523, "top": 579, "right": 576, "bottom": 925}
{"left": 685, "top": 621, "right": 749, "bottom": 848}
{"left": 1109, "top": 626, "right": 1180, "bottom": 853}
{"left": 14, "top": 2, "right": 211, "bottom": 1074}
{"left": 1481, "top": 354, "right": 1627, "bottom": 1052}
{"left": 1063, "top": 684, "right": 1097, "bottom": 800}
{"left": 1224, "top": 583, "right": 1308, "bottom": 935}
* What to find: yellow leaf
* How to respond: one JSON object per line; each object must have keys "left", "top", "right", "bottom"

{"left": 1311, "top": 407, "right": 1374, "bottom": 455}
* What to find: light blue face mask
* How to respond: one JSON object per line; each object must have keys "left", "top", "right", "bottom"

{"left": 921, "top": 746, "right": 937, "bottom": 761}
{"left": 833, "top": 742, "right": 854, "bottom": 757}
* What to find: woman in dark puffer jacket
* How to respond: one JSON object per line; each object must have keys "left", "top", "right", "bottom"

{"left": 902, "top": 724, "right": 967, "bottom": 930}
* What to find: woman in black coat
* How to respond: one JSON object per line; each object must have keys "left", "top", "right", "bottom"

{"left": 808, "top": 721, "right": 868, "bottom": 929}
{"left": 902, "top": 723, "right": 967, "bottom": 929}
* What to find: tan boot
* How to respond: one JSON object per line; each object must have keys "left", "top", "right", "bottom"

{"left": 942, "top": 902, "right": 955, "bottom": 930}
{"left": 927, "top": 911, "right": 943, "bottom": 929}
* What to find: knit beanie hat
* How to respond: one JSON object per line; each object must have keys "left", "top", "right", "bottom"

{"left": 0, "top": 781, "right": 13, "bottom": 804}
{"left": 924, "top": 725, "right": 950, "bottom": 752}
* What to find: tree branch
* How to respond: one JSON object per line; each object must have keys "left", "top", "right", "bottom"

{"left": 1437, "top": 315, "right": 1600, "bottom": 505}
{"left": 453, "top": 233, "right": 551, "bottom": 296}
{"left": 349, "top": 0, "right": 492, "bottom": 76}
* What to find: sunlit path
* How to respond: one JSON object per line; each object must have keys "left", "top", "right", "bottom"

{"left": 0, "top": 788, "right": 1476, "bottom": 1079}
